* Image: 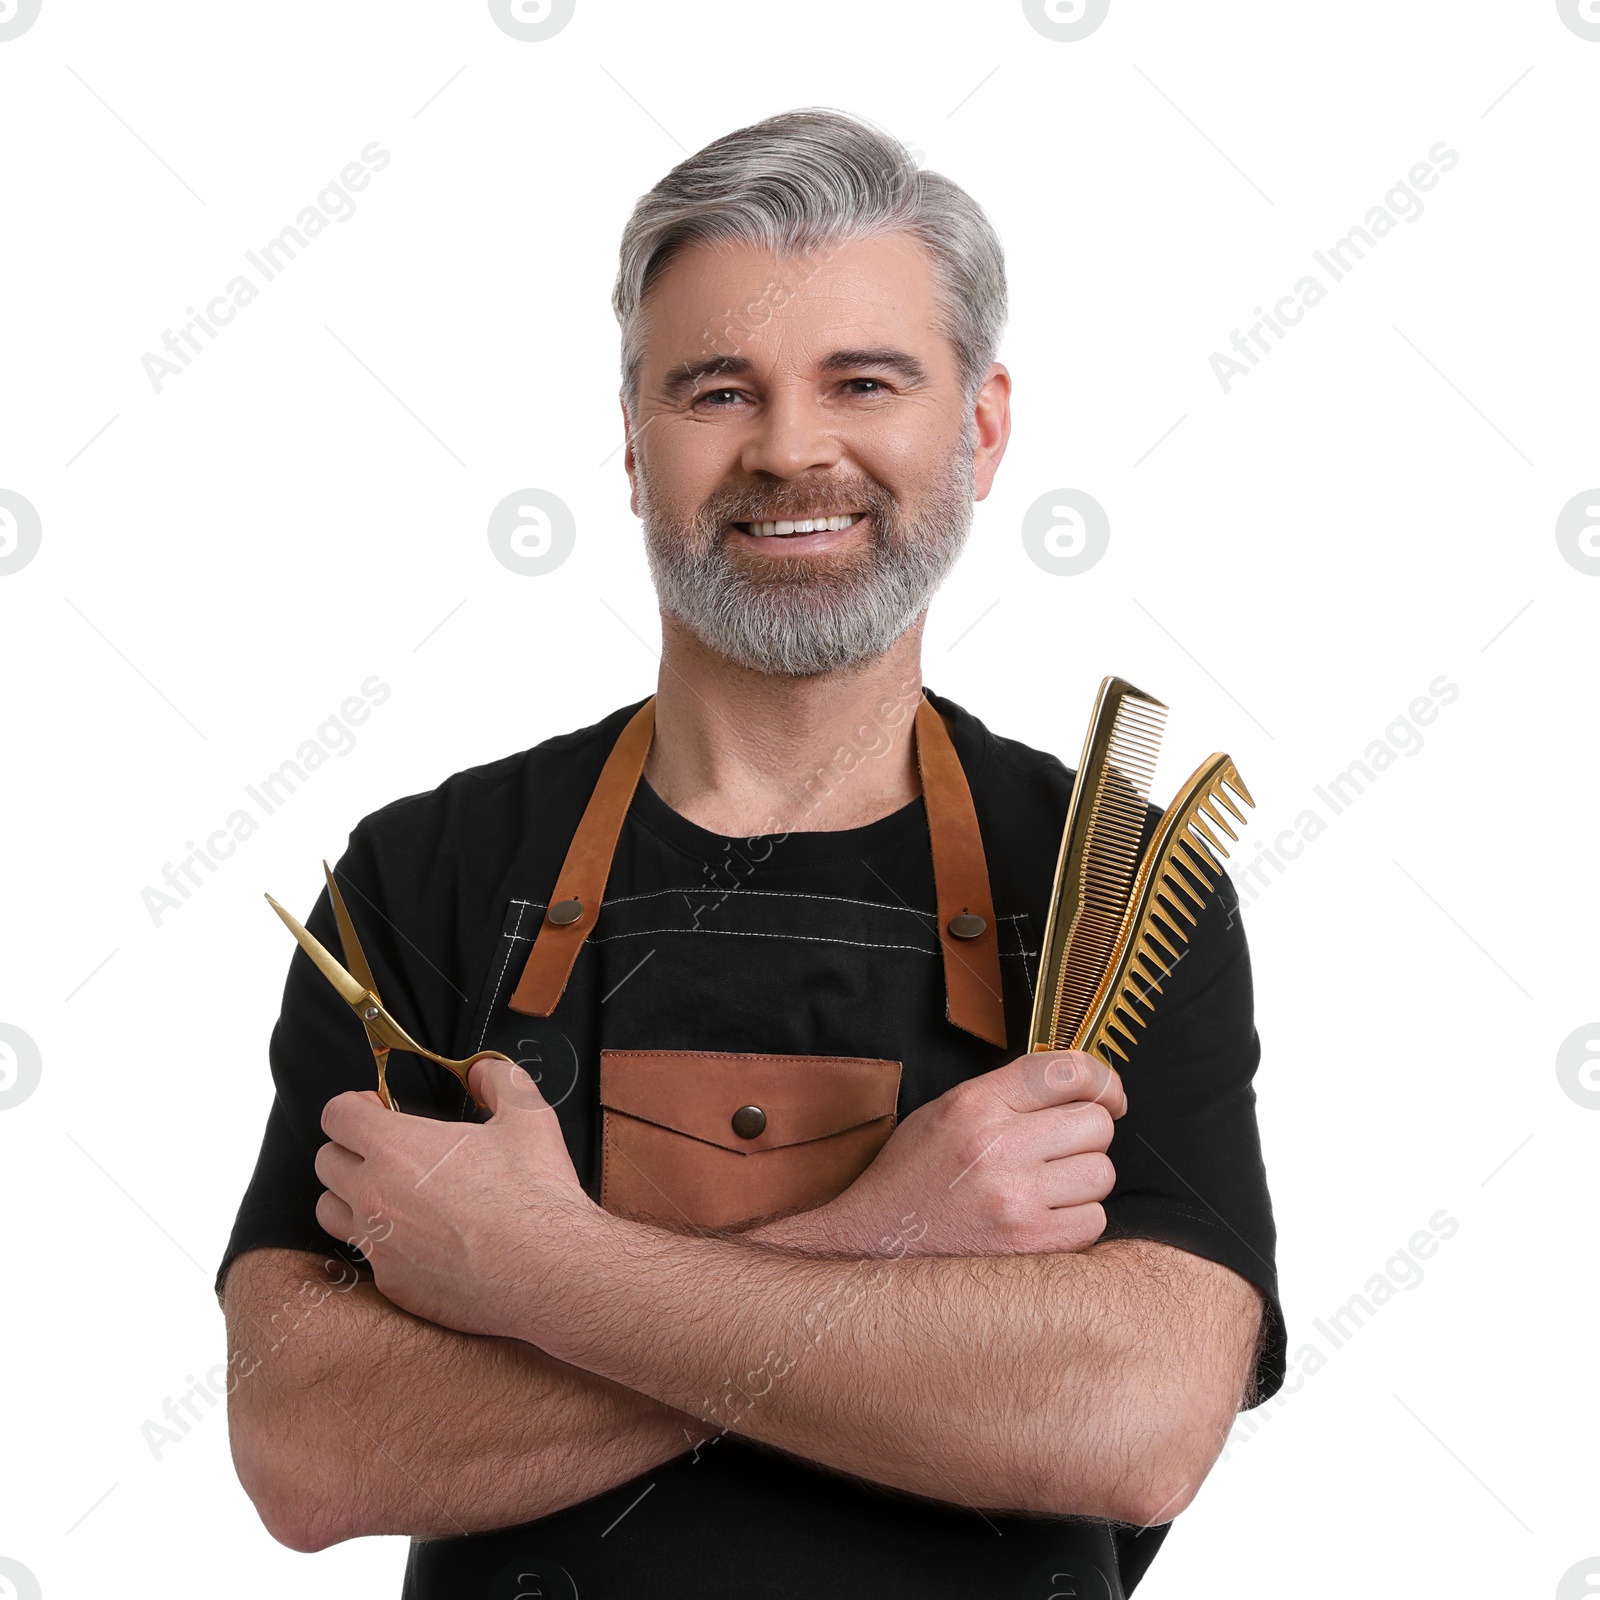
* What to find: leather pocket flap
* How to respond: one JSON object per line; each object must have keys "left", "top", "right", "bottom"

{"left": 599, "top": 1049, "right": 900, "bottom": 1154}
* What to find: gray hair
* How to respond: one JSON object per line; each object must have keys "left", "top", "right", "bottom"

{"left": 611, "top": 107, "right": 1007, "bottom": 412}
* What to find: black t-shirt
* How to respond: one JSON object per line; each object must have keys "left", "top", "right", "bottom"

{"left": 219, "top": 687, "right": 1286, "bottom": 1599}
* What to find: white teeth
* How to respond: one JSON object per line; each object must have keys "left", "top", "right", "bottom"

{"left": 741, "top": 513, "right": 863, "bottom": 537}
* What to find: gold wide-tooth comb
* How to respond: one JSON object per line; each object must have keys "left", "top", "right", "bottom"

{"left": 1028, "top": 676, "right": 1170, "bottom": 1053}
{"left": 1072, "top": 754, "right": 1254, "bottom": 1066}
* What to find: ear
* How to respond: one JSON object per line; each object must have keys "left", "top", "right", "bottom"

{"left": 970, "top": 363, "right": 1012, "bottom": 503}
{"left": 620, "top": 393, "right": 640, "bottom": 516}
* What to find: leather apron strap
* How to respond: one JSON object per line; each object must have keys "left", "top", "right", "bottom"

{"left": 507, "top": 693, "right": 1007, "bottom": 1048}
{"left": 910, "top": 695, "right": 1007, "bottom": 1048}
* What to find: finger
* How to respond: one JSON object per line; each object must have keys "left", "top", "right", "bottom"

{"left": 1034, "top": 1099, "right": 1117, "bottom": 1161}
{"left": 316, "top": 1190, "right": 357, "bottom": 1244}
{"left": 997, "top": 1051, "right": 1128, "bottom": 1119}
{"left": 313, "top": 1139, "right": 363, "bottom": 1197}
{"left": 321, "top": 1089, "right": 406, "bottom": 1155}
{"left": 1047, "top": 1200, "right": 1107, "bottom": 1252}
{"left": 1096, "top": 1063, "right": 1128, "bottom": 1119}
{"left": 1041, "top": 1052, "right": 1127, "bottom": 1119}
{"left": 469, "top": 1053, "right": 551, "bottom": 1117}
{"left": 1039, "top": 1150, "right": 1117, "bottom": 1209}
{"left": 973, "top": 1100, "right": 1112, "bottom": 1173}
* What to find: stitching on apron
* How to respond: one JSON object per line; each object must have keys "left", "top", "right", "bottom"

{"left": 599, "top": 926, "right": 941, "bottom": 955}
{"left": 508, "top": 890, "right": 1030, "bottom": 921}
{"left": 475, "top": 898, "right": 530, "bottom": 1052}
{"left": 583, "top": 925, "right": 995, "bottom": 957}
{"left": 1009, "top": 913, "right": 1037, "bottom": 1000}
{"left": 490, "top": 924, "right": 1036, "bottom": 958}
{"left": 487, "top": 912, "right": 1038, "bottom": 958}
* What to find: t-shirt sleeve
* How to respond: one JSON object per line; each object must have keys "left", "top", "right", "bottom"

{"left": 214, "top": 808, "right": 476, "bottom": 1302}
{"left": 1098, "top": 863, "right": 1286, "bottom": 1409}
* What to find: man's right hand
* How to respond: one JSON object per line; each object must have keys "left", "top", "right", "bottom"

{"left": 751, "top": 1050, "right": 1126, "bottom": 1259}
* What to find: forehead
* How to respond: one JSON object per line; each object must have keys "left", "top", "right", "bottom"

{"left": 638, "top": 232, "right": 947, "bottom": 374}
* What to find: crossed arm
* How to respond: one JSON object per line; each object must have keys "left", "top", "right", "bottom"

{"left": 224, "top": 1052, "right": 1267, "bottom": 1551}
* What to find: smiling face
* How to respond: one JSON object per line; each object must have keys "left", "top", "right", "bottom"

{"left": 623, "top": 231, "right": 1008, "bottom": 677}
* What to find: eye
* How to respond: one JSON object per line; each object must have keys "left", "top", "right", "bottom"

{"left": 695, "top": 387, "right": 747, "bottom": 409}
{"left": 842, "top": 378, "right": 888, "bottom": 396}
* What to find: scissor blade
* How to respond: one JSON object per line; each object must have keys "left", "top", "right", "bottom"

{"left": 322, "top": 860, "right": 380, "bottom": 998}
{"left": 264, "top": 893, "right": 368, "bottom": 1009}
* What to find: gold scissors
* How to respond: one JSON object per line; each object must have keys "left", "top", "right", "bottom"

{"left": 265, "top": 862, "right": 508, "bottom": 1111}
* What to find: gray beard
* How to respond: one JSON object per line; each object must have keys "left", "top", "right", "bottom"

{"left": 638, "top": 432, "right": 976, "bottom": 679}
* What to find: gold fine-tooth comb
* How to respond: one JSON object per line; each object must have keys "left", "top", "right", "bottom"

{"left": 1029, "top": 677, "right": 1170, "bottom": 1054}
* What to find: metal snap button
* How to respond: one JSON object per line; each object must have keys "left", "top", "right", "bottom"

{"left": 731, "top": 1104, "right": 767, "bottom": 1139}
{"left": 547, "top": 899, "right": 584, "bottom": 926}
{"left": 948, "top": 912, "right": 987, "bottom": 939}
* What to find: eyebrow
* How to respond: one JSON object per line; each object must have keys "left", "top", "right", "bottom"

{"left": 658, "top": 345, "right": 929, "bottom": 402}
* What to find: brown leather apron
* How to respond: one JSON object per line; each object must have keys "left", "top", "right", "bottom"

{"left": 503, "top": 692, "right": 1006, "bottom": 1232}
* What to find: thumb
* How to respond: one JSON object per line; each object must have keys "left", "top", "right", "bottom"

{"left": 467, "top": 1052, "right": 551, "bottom": 1117}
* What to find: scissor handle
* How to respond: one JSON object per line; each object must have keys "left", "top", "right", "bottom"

{"left": 432, "top": 1049, "right": 517, "bottom": 1111}
{"left": 357, "top": 999, "right": 515, "bottom": 1111}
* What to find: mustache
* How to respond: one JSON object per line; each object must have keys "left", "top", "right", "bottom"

{"left": 699, "top": 479, "right": 896, "bottom": 525}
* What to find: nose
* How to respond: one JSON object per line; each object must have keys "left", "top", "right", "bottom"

{"left": 739, "top": 384, "right": 844, "bottom": 480}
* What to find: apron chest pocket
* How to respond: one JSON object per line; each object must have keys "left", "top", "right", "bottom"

{"left": 599, "top": 1049, "right": 902, "bottom": 1230}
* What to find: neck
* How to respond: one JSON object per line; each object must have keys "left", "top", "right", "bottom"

{"left": 642, "top": 612, "right": 927, "bottom": 836}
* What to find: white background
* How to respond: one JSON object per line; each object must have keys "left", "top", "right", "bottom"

{"left": 2, "top": 1, "right": 1596, "bottom": 1595}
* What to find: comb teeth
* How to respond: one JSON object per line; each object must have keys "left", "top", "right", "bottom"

{"left": 1076, "top": 754, "right": 1255, "bottom": 1070}
{"left": 1030, "top": 678, "right": 1170, "bottom": 1052}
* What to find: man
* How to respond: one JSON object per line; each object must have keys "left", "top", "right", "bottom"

{"left": 220, "top": 107, "right": 1285, "bottom": 1598}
